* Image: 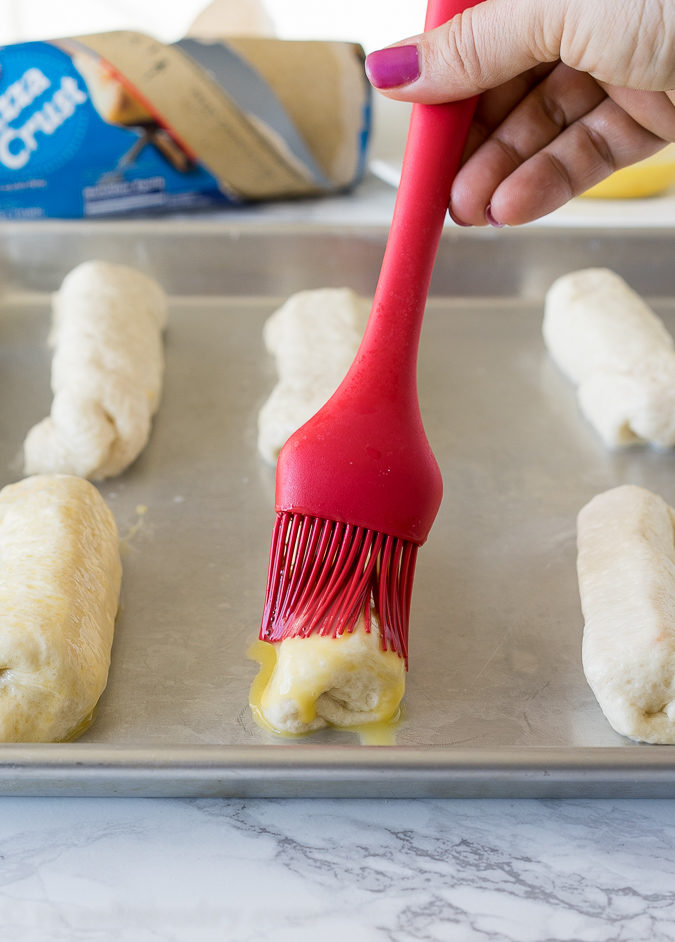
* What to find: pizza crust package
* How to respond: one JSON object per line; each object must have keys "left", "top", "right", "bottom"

{"left": 0, "top": 31, "right": 371, "bottom": 218}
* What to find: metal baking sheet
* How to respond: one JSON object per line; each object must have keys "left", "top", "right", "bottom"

{"left": 1, "top": 220, "right": 674, "bottom": 798}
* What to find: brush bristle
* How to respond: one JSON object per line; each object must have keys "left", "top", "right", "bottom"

{"left": 259, "top": 511, "right": 417, "bottom": 665}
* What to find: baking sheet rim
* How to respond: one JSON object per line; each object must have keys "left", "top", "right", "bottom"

{"left": 1, "top": 744, "right": 675, "bottom": 798}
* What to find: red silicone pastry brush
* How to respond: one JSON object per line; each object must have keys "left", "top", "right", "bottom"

{"left": 260, "top": 0, "right": 481, "bottom": 666}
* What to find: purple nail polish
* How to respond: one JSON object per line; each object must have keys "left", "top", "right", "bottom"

{"left": 365, "top": 45, "right": 420, "bottom": 89}
{"left": 485, "top": 205, "right": 505, "bottom": 228}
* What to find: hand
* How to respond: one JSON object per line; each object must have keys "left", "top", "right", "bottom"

{"left": 365, "top": 0, "right": 675, "bottom": 225}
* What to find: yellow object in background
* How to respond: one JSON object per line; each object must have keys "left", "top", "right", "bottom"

{"left": 581, "top": 145, "right": 675, "bottom": 199}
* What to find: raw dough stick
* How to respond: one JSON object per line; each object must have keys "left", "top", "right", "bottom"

{"left": 577, "top": 485, "right": 675, "bottom": 744}
{"left": 0, "top": 474, "right": 122, "bottom": 742}
{"left": 257, "top": 287, "right": 369, "bottom": 464}
{"left": 255, "top": 612, "right": 405, "bottom": 735}
{"left": 543, "top": 267, "right": 675, "bottom": 448}
{"left": 24, "top": 260, "right": 168, "bottom": 481}
{"left": 255, "top": 288, "right": 403, "bottom": 735}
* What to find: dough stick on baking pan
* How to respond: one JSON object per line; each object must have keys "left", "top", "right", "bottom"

{"left": 578, "top": 485, "right": 675, "bottom": 744}
{"left": 543, "top": 268, "right": 675, "bottom": 449}
{"left": 257, "top": 288, "right": 370, "bottom": 466}
{"left": 254, "top": 289, "right": 407, "bottom": 735}
{"left": 254, "top": 0, "right": 481, "bottom": 736}
{"left": 23, "top": 260, "right": 168, "bottom": 481}
{"left": 0, "top": 474, "right": 121, "bottom": 742}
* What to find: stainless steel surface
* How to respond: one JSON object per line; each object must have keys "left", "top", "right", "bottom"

{"left": 1, "top": 221, "right": 674, "bottom": 797}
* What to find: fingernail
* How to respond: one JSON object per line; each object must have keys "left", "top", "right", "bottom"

{"left": 485, "top": 204, "right": 504, "bottom": 228}
{"left": 449, "top": 207, "right": 471, "bottom": 227}
{"left": 365, "top": 45, "right": 420, "bottom": 89}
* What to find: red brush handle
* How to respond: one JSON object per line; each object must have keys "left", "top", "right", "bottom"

{"left": 276, "top": 0, "right": 481, "bottom": 544}
{"left": 359, "top": 0, "right": 480, "bottom": 405}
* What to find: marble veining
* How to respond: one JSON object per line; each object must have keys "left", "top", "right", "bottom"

{"left": 0, "top": 798, "right": 674, "bottom": 940}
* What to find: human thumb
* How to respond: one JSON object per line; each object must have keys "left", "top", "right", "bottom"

{"left": 365, "top": 0, "right": 564, "bottom": 103}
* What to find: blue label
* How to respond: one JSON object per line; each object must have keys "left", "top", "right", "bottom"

{"left": 0, "top": 41, "right": 228, "bottom": 218}
{"left": 0, "top": 43, "right": 91, "bottom": 178}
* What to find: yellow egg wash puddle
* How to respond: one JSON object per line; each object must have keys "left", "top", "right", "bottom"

{"left": 247, "top": 639, "right": 402, "bottom": 745}
{"left": 354, "top": 713, "right": 401, "bottom": 746}
{"left": 248, "top": 640, "right": 292, "bottom": 736}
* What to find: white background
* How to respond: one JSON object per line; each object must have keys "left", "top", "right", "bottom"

{"left": 0, "top": 0, "right": 427, "bottom": 51}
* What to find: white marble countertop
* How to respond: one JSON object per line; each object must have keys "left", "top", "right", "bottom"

{"left": 3, "top": 143, "right": 675, "bottom": 937}
{"left": 3, "top": 795, "right": 675, "bottom": 939}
